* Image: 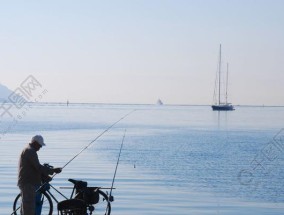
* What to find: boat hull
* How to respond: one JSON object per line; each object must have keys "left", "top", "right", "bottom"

{"left": 211, "top": 105, "right": 235, "bottom": 111}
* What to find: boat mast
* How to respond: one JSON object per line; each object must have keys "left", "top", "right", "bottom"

{"left": 218, "top": 44, "right": 221, "bottom": 105}
{"left": 226, "top": 63, "right": 229, "bottom": 104}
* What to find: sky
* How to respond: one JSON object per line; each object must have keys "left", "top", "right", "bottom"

{"left": 0, "top": 0, "right": 283, "bottom": 105}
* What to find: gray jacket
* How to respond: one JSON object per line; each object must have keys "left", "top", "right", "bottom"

{"left": 18, "top": 144, "right": 54, "bottom": 187}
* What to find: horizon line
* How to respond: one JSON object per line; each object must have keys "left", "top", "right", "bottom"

{"left": 9, "top": 101, "right": 284, "bottom": 108}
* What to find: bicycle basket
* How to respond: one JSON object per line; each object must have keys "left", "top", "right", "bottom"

{"left": 77, "top": 187, "right": 100, "bottom": 205}
{"left": 58, "top": 199, "right": 87, "bottom": 215}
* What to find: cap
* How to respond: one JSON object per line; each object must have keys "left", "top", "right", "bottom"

{"left": 31, "top": 135, "right": 46, "bottom": 146}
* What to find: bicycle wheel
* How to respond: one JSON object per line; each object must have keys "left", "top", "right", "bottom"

{"left": 13, "top": 192, "right": 53, "bottom": 215}
{"left": 89, "top": 190, "right": 111, "bottom": 215}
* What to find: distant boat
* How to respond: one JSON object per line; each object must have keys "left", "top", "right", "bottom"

{"left": 157, "top": 99, "right": 163, "bottom": 105}
{"left": 212, "top": 44, "right": 234, "bottom": 111}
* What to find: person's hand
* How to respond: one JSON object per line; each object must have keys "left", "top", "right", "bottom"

{"left": 53, "top": 167, "right": 62, "bottom": 174}
{"left": 42, "top": 175, "right": 52, "bottom": 183}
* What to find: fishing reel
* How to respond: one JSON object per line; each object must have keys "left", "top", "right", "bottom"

{"left": 109, "top": 195, "right": 114, "bottom": 202}
{"left": 41, "top": 163, "right": 54, "bottom": 184}
{"left": 105, "top": 191, "right": 114, "bottom": 202}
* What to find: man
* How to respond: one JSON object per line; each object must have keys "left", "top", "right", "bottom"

{"left": 18, "top": 135, "right": 62, "bottom": 215}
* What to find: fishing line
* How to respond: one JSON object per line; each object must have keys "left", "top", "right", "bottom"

{"left": 109, "top": 129, "right": 126, "bottom": 201}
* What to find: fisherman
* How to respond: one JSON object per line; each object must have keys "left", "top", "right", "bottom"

{"left": 18, "top": 135, "right": 62, "bottom": 215}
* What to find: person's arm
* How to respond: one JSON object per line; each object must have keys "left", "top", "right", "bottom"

{"left": 27, "top": 149, "right": 56, "bottom": 175}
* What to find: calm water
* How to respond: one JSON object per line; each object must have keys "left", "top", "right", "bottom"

{"left": 0, "top": 103, "right": 284, "bottom": 214}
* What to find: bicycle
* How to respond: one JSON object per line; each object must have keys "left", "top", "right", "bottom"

{"left": 12, "top": 178, "right": 112, "bottom": 215}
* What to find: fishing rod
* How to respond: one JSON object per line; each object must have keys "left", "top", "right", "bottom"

{"left": 37, "top": 109, "right": 135, "bottom": 190}
{"left": 109, "top": 129, "right": 126, "bottom": 202}
{"left": 36, "top": 109, "right": 135, "bottom": 187}
{"left": 11, "top": 110, "right": 135, "bottom": 215}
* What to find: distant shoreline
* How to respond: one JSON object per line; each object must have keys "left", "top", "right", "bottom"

{"left": 2, "top": 100, "right": 284, "bottom": 108}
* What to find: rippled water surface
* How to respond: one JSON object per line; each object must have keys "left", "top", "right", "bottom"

{"left": 0, "top": 104, "right": 284, "bottom": 214}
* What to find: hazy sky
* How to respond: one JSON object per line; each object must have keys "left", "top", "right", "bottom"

{"left": 0, "top": 0, "right": 283, "bottom": 105}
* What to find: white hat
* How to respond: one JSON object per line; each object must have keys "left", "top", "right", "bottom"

{"left": 31, "top": 135, "right": 46, "bottom": 146}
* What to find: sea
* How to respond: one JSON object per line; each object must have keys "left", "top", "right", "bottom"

{"left": 0, "top": 103, "right": 283, "bottom": 215}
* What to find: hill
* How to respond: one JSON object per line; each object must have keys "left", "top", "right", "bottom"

{"left": 0, "top": 83, "right": 14, "bottom": 102}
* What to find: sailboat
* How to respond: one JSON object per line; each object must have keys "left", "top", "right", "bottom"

{"left": 156, "top": 99, "right": 163, "bottom": 105}
{"left": 212, "top": 44, "right": 234, "bottom": 111}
